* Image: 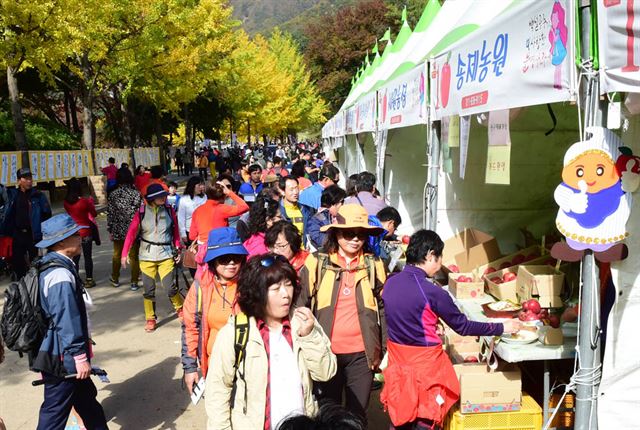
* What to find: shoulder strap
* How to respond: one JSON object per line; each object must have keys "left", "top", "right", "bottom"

{"left": 230, "top": 312, "right": 250, "bottom": 413}
{"left": 312, "top": 253, "right": 330, "bottom": 314}
{"left": 195, "top": 279, "right": 202, "bottom": 314}
{"left": 364, "top": 254, "right": 377, "bottom": 294}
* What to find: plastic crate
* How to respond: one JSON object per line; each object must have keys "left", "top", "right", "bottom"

{"left": 445, "top": 394, "right": 542, "bottom": 430}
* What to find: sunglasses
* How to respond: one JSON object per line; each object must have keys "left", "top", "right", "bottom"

{"left": 216, "top": 254, "right": 245, "bottom": 265}
{"left": 340, "top": 229, "right": 369, "bottom": 240}
{"left": 259, "top": 254, "right": 289, "bottom": 267}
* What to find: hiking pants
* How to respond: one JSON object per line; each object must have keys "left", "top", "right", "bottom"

{"left": 12, "top": 229, "right": 36, "bottom": 279}
{"left": 140, "top": 258, "right": 183, "bottom": 319}
{"left": 37, "top": 376, "right": 108, "bottom": 430}
{"left": 111, "top": 240, "right": 140, "bottom": 284}
{"left": 314, "top": 351, "right": 373, "bottom": 425}
{"left": 73, "top": 236, "right": 94, "bottom": 279}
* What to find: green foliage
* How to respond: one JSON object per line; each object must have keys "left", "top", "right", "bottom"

{"left": 0, "top": 109, "right": 80, "bottom": 151}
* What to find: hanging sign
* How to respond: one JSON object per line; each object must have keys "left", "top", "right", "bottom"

{"left": 488, "top": 110, "right": 511, "bottom": 146}
{"left": 29, "top": 150, "right": 95, "bottom": 181}
{"left": 552, "top": 127, "right": 639, "bottom": 263}
{"left": 95, "top": 149, "right": 131, "bottom": 169}
{"left": 431, "top": 0, "right": 575, "bottom": 120}
{"left": 460, "top": 116, "right": 471, "bottom": 179}
{"left": 448, "top": 115, "right": 460, "bottom": 148}
{"left": 486, "top": 110, "right": 512, "bottom": 185}
{"left": 0, "top": 152, "right": 21, "bottom": 186}
{"left": 355, "top": 92, "right": 377, "bottom": 133}
{"left": 378, "top": 63, "right": 428, "bottom": 130}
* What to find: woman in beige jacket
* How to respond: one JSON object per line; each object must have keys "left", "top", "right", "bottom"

{"left": 205, "top": 254, "right": 337, "bottom": 430}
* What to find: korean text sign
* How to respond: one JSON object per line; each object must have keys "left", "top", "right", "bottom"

{"left": 430, "top": 0, "right": 575, "bottom": 120}
{"left": 378, "top": 63, "right": 428, "bottom": 130}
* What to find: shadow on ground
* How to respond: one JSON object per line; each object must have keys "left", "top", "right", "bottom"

{"left": 101, "top": 357, "right": 189, "bottom": 430}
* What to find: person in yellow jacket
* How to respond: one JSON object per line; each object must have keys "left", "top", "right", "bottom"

{"left": 205, "top": 254, "right": 337, "bottom": 430}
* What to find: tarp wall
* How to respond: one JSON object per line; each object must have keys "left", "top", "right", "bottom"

{"left": 436, "top": 103, "right": 579, "bottom": 253}
{"left": 383, "top": 124, "right": 429, "bottom": 235}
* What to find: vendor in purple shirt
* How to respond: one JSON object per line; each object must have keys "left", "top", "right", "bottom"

{"left": 381, "top": 230, "right": 521, "bottom": 429}
{"left": 344, "top": 172, "right": 387, "bottom": 216}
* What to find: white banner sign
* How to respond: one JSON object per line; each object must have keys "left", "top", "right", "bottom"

{"left": 133, "top": 148, "right": 161, "bottom": 168}
{"left": 598, "top": 0, "right": 640, "bottom": 93}
{"left": 355, "top": 92, "right": 377, "bottom": 133}
{"left": 378, "top": 63, "right": 428, "bottom": 130}
{"left": 345, "top": 105, "right": 356, "bottom": 135}
{"left": 431, "top": 0, "right": 575, "bottom": 120}
{"left": 332, "top": 112, "right": 345, "bottom": 137}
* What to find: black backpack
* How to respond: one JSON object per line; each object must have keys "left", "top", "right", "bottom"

{"left": 1, "top": 260, "right": 63, "bottom": 356}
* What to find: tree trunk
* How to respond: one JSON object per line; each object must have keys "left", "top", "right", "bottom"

{"left": 247, "top": 120, "right": 251, "bottom": 145}
{"left": 184, "top": 105, "right": 192, "bottom": 150}
{"left": 69, "top": 93, "right": 80, "bottom": 133}
{"left": 63, "top": 89, "right": 71, "bottom": 129}
{"left": 7, "top": 65, "right": 29, "bottom": 165}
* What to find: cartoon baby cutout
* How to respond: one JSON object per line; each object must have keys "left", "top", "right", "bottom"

{"left": 552, "top": 127, "right": 640, "bottom": 262}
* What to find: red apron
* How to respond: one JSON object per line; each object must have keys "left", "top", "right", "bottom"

{"left": 380, "top": 340, "right": 460, "bottom": 427}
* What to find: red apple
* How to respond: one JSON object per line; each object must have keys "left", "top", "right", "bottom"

{"left": 402, "top": 235, "right": 411, "bottom": 245}
{"left": 518, "top": 311, "right": 528, "bottom": 321}
{"left": 483, "top": 267, "right": 497, "bottom": 276}
{"left": 522, "top": 301, "right": 531, "bottom": 311}
{"left": 525, "top": 299, "right": 541, "bottom": 314}
{"left": 499, "top": 262, "right": 512, "bottom": 270}
{"left": 524, "top": 311, "right": 540, "bottom": 321}
{"left": 457, "top": 275, "right": 471, "bottom": 283}
{"left": 464, "top": 356, "right": 479, "bottom": 363}
{"left": 615, "top": 146, "right": 640, "bottom": 176}
{"left": 491, "top": 276, "right": 504, "bottom": 284}
{"left": 539, "top": 309, "right": 549, "bottom": 318}
{"left": 503, "top": 272, "right": 517, "bottom": 283}
{"left": 448, "top": 265, "right": 460, "bottom": 273}
{"left": 511, "top": 254, "right": 526, "bottom": 265}
{"left": 548, "top": 314, "right": 561, "bottom": 328}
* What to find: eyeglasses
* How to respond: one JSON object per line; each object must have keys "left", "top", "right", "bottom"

{"left": 341, "top": 229, "right": 369, "bottom": 240}
{"left": 216, "top": 254, "right": 245, "bottom": 265}
{"left": 272, "top": 242, "right": 290, "bottom": 251}
{"left": 259, "top": 254, "right": 289, "bottom": 267}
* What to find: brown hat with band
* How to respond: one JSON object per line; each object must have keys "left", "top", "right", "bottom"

{"left": 320, "top": 203, "right": 384, "bottom": 235}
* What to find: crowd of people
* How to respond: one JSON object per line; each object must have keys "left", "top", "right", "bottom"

{"left": 0, "top": 141, "right": 522, "bottom": 430}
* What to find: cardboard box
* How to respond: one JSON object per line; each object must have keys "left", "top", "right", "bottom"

{"left": 445, "top": 330, "right": 483, "bottom": 363}
{"left": 448, "top": 273, "right": 485, "bottom": 300}
{"left": 517, "top": 265, "right": 564, "bottom": 308}
{"left": 476, "top": 245, "right": 549, "bottom": 277}
{"left": 453, "top": 363, "right": 522, "bottom": 414}
{"left": 484, "top": 268, "right": 519, "bottom": 302}
{"left": 442, "top": 229, "right": 502, "bottom": 273}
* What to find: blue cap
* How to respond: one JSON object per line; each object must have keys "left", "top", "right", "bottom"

{"left": 36, "top": 214, "right": 88, "bottom": 248}
{"left": 204, "top": 227, "right": 248, "bottom": 263}
{"left": 145, "top": 183, "right": 168, "bottom": 200}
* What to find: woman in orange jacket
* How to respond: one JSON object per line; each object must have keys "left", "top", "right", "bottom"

{"left": 189, "top": 182, "right": 249, "bottom": 279}
{"left": 181, "top": 227, "right": 248, "bottom": 394}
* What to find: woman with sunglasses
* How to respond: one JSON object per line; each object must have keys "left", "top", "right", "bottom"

{"left": 297, "top": 204, "right": 387, "bottom": 425}
{"left": 205, "top": 254, "right": 337, "bottom": 430}
{"left": 265, "top": 220, "right": 309, "bottom": 274}
{"left": 182, "top": 227, "right": 248, "bottom": 395}
{"left": 380, "top": 230, "right": 523, "bottom": 429}
{"left": 242, "top": 195, "right": 282, "bottom": 257}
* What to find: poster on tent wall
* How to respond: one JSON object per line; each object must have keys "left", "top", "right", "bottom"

{"left": 345, "top": 106, "right": 357, "bottom": 135}
{"left": 0, "top": 152, "right": 21, "bottom": 186}
{"left": 597, "top": 0, "right": 640, "bottom": 93}
{"left": 430, "top": 0, "right": 576, "bottom": 120}
{"left": 332, "top": 112, "right": 345, "bottom": 137}
{"left": 355, "top": 92, "right": 377, "bottom": 133}
{"left": 377, "top": 63, "right": 428, "bottom": 130}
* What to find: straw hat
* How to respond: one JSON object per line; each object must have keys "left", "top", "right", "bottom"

{"left": 320, "top": 204, "right": 384, "bottom": 235}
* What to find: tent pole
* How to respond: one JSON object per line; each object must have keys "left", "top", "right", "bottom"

{"left": 575, "top": 2, "right": 605, "bottom": 429}
{"left": 427, "top": 121, "right": 441, "bottom": 231}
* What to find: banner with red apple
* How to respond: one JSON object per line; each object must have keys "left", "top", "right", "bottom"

{"left": 597, "top": 0, "right": 640, "bottom": 93}
{"left": 377, "top": 63, "right": 428, "bottom": 130}
{"left": 430, "top": 0, "right": 576, "bottom": 120}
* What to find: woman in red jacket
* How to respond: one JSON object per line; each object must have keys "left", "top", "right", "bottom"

{"left": 63, "top": 178, "right": 98, "bottom": 287}
{"left": 189, "top": 182, "right": 249, "bottom": 279}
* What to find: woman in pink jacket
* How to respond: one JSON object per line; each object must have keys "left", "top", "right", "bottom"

{"left": 243, "top": 195, "right": 282, "bottom": 257}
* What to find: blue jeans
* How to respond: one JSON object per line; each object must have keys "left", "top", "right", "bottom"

{"left": 37, "top": 376, "right": 108, "bottom": 430}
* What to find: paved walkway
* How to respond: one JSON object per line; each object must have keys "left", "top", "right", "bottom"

{"left": 0, "top": 206, "right": 390, "bottom": 428}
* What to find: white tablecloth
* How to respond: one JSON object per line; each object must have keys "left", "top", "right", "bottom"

{"left": 453, "top": 295, "right": 577, "bottom": 363}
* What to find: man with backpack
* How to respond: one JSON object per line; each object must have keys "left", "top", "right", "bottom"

{"left": 121, "top": 184, "right": 184, "bottom": 332}
{"left": 27, "top": 214, "right": 107, "bottom": 429}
